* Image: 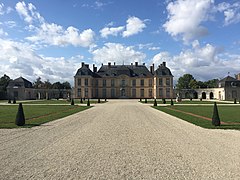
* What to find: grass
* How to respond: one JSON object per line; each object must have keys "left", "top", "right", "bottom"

{"left": 0, "top": 105, "right": 91, "bottom": 128}
{"left": 21, "top": 99, "right": 107, "bottom": 104}
{"left": 153, "top": 105, "right": 240, "bottom": 130}
{"left": 141, "top": 99, "right": 233, "bottom": 104}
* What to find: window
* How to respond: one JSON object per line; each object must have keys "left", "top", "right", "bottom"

{"left": 166, "top": 78, "right": 170, "bottom": 86}
{"left": 149, "top": 89, "right": 152, "bottom": 97}
{"left": 14, "top": 91, "right": 18, "bottom": 98}
{"left": 149, "top": 79, "right": 152, "bottom": 86}
{"left": 140, "top": 79, "right": 144, "bottom": 86}
{"left": 140, "top": 89, "right": 144, "bottom": 97}
{"left": 132, "top": 89, "right": 136, "bottom": 97}
{"left": 159, "top": 78, "right": 163, "bottom": 86}
{"left": 78, "top": 79, "right": 81, "bottom": 86}
{"left": 96, "top": 89, "right": 98, "bottom": 97}
{"left": 132, "top": 79, "right": 136, "bottom": 87}
{"left": 85, "top": 79, "right": 88, "bottom": 86}
{"left": 103, "top": 79, "right": 106, "bottom": 87}
{"left": 159, "top": 88, "right": 163, "bottom": 97}
{"left": 103, "top": 88, "right": 106, "bottom": 97}
{"left": 95, "top": 79, "right": 98, "bottom": 87}
{"left": 232, "top": 90, "right": 237, "bottom": 98}
{"left": 121, "top": 79, "right": 125, "bottom": 86}
{"left": 111, "top": 88, "right": 115, "bottom": 97}
{"left": 111, "top": 79, "right": 115, "bottom": 87}
{"left": 166, "top": 88, "right": 170, "bottom": 98}
{"left": 85, "top": 88, "right": 88, "bottom": 97}
{"left": 77, "top": 88, "right": 81, "bottom": 97}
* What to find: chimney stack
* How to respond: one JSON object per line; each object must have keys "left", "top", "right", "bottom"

{"left": 152, "top": 63, "right": 154, "bottom": 71}
{"left": 93, "top": 64, "right": 97, "bottom": 72}
{"left": 135, "top": 62, "right": 138, "bottom": 66}
{"left": 163, "top": 62, "right": 166, "bottom": 67}
{"left": 150, "top": 66, "right": 153, "bottom": 74}
{"left": 81, "top": 62, "right": 85, "bottom": 67}
{"left": 108, "top": 62, "right": 111, "bottom": 67}
{"left": 114, "top": 62, "right": 116, "bottom": 65}
{"left": 143, "top": 63, "right": 145, "bottom": 66}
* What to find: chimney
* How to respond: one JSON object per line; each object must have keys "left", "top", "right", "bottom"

{"left": 85, "top": 64, "right": 89, "bottom": 69}
{"left": 114, "top": 62, "right": 116, "bottom": 65}
{"left": 163, "top": 62, "right": 166, "bottom": 67}
{"left": 108, "top": 62, "right": 111, "bottom": 67}
{"left": 150, "top": 66, "right": 153, "bottom": 74}
{"left": 131, "top": 63, "right": 133, "bottom": 66}
{"left": 93, "top": 64, "right": 97, "bottom": 72}
{"left": 152, "top": 63, "right": 154, "bottom": 71}
{"left": 135, "top": 62, "right": 138, "bottom": 66}
{"left": 143, "top": 63, "right": 145, "bottom": 66}
{"left": 81, "top": 62, "right": 85, "bottom": 67}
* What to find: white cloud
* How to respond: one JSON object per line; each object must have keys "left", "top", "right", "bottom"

{"left": 16, "top": 1, "right": 95, "bottom": 48}
{"left": 0, "top": 38, "right": 82, "bottom": 84}
{"left": 152, "top": 43, "right": 239, "bottom": 82}
{"left": 163, "top": 0, "right": 214, "bottom": 43}
{"left": 123, "top": 16, "right": 147, "bottom": 37}
{"left": 100, "top": 26, "right": 125, "bottom": 38}
{"left": 92, "top": 43, "right": 146, "bottom": 65}
{"left": 138, "top": 43, "right": 160, "bottom": 51}
{"left": 216, "top": 2, "right": 240, "bottom": 25}
{"left": 0, "top": 3, "right": 12, "bottom": 15}
{"left": 0, "top": 28, "right": 8, "bottom": 36}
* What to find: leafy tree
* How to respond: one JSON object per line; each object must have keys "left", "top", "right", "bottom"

{"left": 176, "top": 74, "right": 197, "bottom": 90}
{"left": 33, "top": 77, "right": 44, "bottom": 88}
{"left": 43, "top": 80, "right": 52, "bottom": 89}
{"left": 62, "top": 81, "right": 71, "bottom": 89}
{"left": 52, "top": 82, "right": 63, "bottom": 89}
{"left": 0, "top": 74, "right": 11, "bottom": 91}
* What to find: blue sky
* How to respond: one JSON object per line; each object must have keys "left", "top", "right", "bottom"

{"left": 0, "top": 0, "right": 239, "bottom": 84}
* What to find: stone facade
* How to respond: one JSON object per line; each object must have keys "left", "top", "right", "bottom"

{"left": 74, "top": 62, "right": 174, "bottom": 99}
{"left": 7, "top": 77, "right": 71, "bottom": 100}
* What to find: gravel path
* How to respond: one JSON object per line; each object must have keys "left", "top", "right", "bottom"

{"left": 0, "top": 100, "right": 240, "bottom": 179}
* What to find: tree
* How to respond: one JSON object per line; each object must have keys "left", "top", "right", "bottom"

{"left": 43, "top": 80, "right": 52, "bottom": 89}
{"left": 33, "top": 77, "right": 44, "bottom": 88}
{"left": 62, "top": 81, "right": 71, "bottom": 89}
{"left": 176, "top": 74, "right": 197, "bottom": 90}
{"left": 52, "top": 82, "right": 63, "bottom": 89}
{"left": 0, "top": 74, "right": 11, "bottom": 91}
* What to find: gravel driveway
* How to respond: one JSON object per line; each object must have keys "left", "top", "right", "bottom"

{"left": 0, "top": 100, "right": 240, "bottom": 179}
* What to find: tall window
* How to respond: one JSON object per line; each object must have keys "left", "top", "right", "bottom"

{"left": 140, "top": 89, "right": 144, "bottom": 97}
{"left": 85, "top": 88, "right": 88, "bottom": 97}
{"left": 103, "top": 88, "right": 106, "bottom": 97}
{"left": 166, "top": 88, "right": 170, "bottom": 98}
{"left": 166, "top": 78, "right": 170, "bottom": 86}
{"left": 95, "top": 79, "right": 98, "bottom": 87}
{"left": 78, "top": 79, "right": 81, "bottom": 86}
{"left": 159, "top": 88, "right": 163, "bottom": 97}
{"left": 159, "top": 78, "right": 163, "bottom": 86}
{"left": 132, "top": 89, "right": 136, "bottom": 97}
{"left": 85, "top": 79, "right": 88, "bottom": 86}
{"left": 149, "top": 89, "right": 152, "bottom": 97}
{"left": 103, "top": 79, "right": 106, "bottom": 87}
{"left": 121, "top": 79, "right": 125, "bottom": 86}
{"left": 77, "top": 88, "right": 81, "bottom": 97}
{"left": 111, "top": 88, "right": 115, "bottom": 97}
{"left": 132, "top": 79, "right": 136, "bottom": 87}
{"left": 149, "top": 79, "right": 152, "bottom": 86}
{"left": 96, "top": 89, "right": 98, "bottom": 97}
{"left": 111, "top": 79, "right": 115, "bottom": 87}
{"left": 140, "top": 79, "right": 144, "bottom": 86}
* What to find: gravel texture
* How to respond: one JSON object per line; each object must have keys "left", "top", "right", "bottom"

{"left": 0, "top": 100, "right": 240, "bottom": 179}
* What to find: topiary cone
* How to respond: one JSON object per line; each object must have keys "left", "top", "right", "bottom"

{"left": 154, "top": 99, "right": 157, "bottom": 106}
{"left": 87, "top": 99, "right": 90, "bottom": 106}
{"left": 162, "top": 98, "right": 166, "bottom": 104}
{"left": 234, "top": 98, "right": 236, "bottom": 104}
{"left": 13, "top": 98, "right": 16, "bottom": 104}
{"left": 80, "top": 98, "right": 83, "bottom": 103}
{"left": 98, "top": 98, "right": 100, "bottom": 103}
{"left": 145, "top": 98, "right": 147, "bottom": 103}
{"left": 170, "top": 99, "right": 174, "bottom": 106}
{"left": 212, "top": 102, "right": 221, "bottom": 126}
{"left": 71, "top": 99, "right": 74, "bottom": 105}
{"left": 15, "top": 103, "right": 25, "bottom": 126}
{"left": 8, "top": 99, "right": 11, "bottom": 103}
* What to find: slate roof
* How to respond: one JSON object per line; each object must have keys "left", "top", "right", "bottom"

{"left": 154, "top": 65, "right": 173, "bottom": 76}
{"left": 7, "top": 77, "right": 33, "bottom": 88}
{"left": 75, "top": 65, "right": 100, "bottom": 77}
{"left": 219, "top": 76, "right": 237, "bottom": 82}
{"left": 97, "top": 65, "right": 153, "bottom": 78}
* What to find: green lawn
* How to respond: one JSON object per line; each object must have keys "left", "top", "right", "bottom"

{"left": 0, "top": 105, "right": 90, "bottom": 128}
{"left": 153, "top": 105, "right": 240, "bottom": 130}
{"left": 22, "top": 99, "right": 107, "bottom": 104}
{"left": 141, "top": 99, "right": 233, "bottom": 104}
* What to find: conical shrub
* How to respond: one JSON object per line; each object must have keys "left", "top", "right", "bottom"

{"left": 162, "top": 98, "right": 166, "bottom": 104}
{"left": 234, "top": 98, "right": 236, "bottom": 104}
{"left": 13, "top": 98, "right": 16, "bottom": 104}
{"left": 140, "top": 98, "right": 142, "bottom": 102}
{"left": 8, "top": 99, "right": 11, "bottom": 103}
{"left": 71, "top": 99, "right": 74, "bottom": 105}
{"left": 212, "top": 102, "right": 221, "bottom": 126}
{"left": 170, "top": 99, "right": 174, "bottom": 106}
{"left": 15, "top": 103, "right": 25, "bottom": 126}
{"left": 153, "top": 99, "right": 157, "bottom": 106}
{"left": 105, "top": 98, "right": 107, "bottom": 102}
{"left": 98, "top": 98, "right": 100, "bottom": 103}
{"left": 145, "top": 98, "right": 147, "bottom": 103}
{"left": 87, "top": 99, "right": 90, "bottom": 106}
{"left": 80, "top": 98, "right": 83, "bottom": 103}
